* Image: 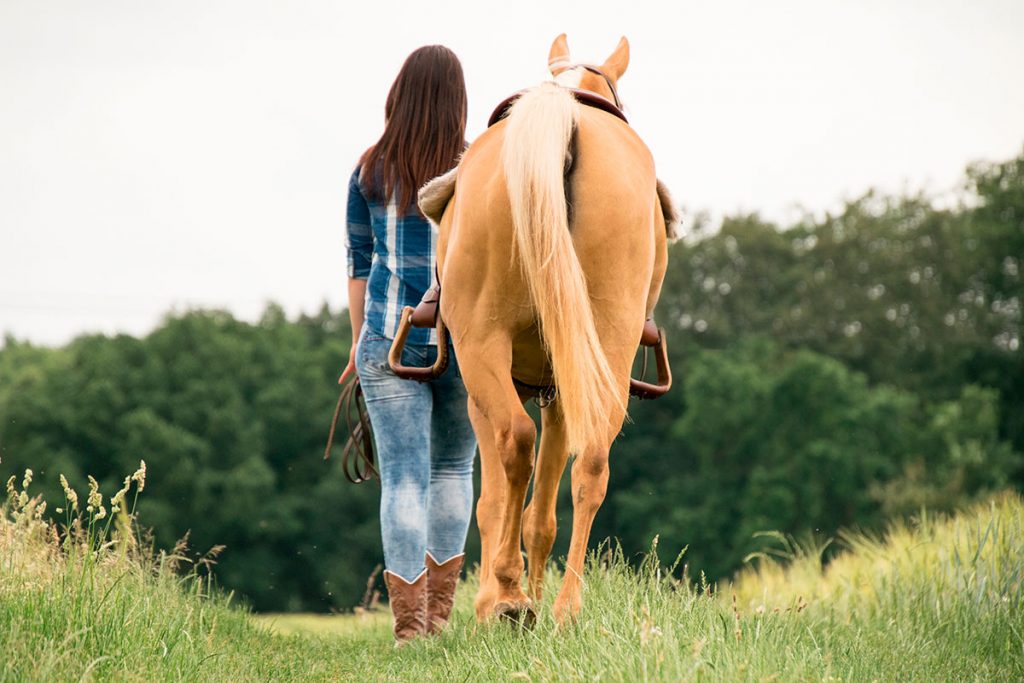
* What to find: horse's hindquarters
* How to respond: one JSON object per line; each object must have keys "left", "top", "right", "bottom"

{"left": 440, "top": 109, "right": 661, "bottom": 397}
{"left": 438, "top": 101, "right": 666, "bottom": 625}
{"left": 568, "top": 110, "right": 660, "bottom": 363}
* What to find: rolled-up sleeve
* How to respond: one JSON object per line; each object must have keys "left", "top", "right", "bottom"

{"left": 345, "top": 168, "right": 373, "bottom": 279}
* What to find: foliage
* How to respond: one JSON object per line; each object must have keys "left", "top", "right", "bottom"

{"left": 0, "top": 305, "right": 381, "bottom": 612}
{"left": 0, "top": 463, "right": 245, "bottom": 681}
{"left": 2, "top": 147, "right": 1023, "bottom": 612}
{"left": 611, "top": 342, "right": 1016, "bottom": 580}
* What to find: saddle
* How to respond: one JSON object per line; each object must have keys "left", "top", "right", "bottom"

{"left": 388, "top": 85, "right": 672, "bottom": 401}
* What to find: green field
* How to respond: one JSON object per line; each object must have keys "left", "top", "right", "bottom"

{"left": 2, "top": 471, "right": 1022, "bottom": 682}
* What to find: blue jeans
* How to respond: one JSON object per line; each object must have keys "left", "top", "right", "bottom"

{"left": 356, "top": 326, "right": 478, "bottom": 582}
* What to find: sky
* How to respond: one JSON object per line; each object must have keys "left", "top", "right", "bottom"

{"left": 2, "top": 0, "right": 1023, "bottom": 346}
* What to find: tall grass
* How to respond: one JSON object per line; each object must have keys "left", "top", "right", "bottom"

{"left": 2, "top": 468, "right": 1022, "bottom": 681}
{"left": 1, "top": 465, "right": 257, "bottom": 682}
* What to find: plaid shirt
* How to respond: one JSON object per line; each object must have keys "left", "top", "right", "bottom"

{"left": 346, "top": 167, "right": 437, "bottom": 346}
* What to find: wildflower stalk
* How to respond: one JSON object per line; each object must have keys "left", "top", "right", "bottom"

{"left": 129, "top": 460, "right": 146, "bottom": 520}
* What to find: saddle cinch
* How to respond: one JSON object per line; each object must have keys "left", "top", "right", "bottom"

{"left": 387, "top": 287, "right": 672, "bottom": 401}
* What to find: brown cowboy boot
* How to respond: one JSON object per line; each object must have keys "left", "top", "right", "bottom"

{"left": 383, "top": 569, "right": 427, "bottom": 647}
{"left": 425, "top": 552, "right": 464, "bottom": 635}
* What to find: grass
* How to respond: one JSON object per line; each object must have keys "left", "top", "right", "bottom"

{"left": 2, "top": 468, "right": 1022, "bottom": 682}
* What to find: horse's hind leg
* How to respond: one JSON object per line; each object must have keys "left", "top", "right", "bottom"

{"left": 469, "top": 400, "right": 506, "bottom": 621}
{"left": 523, "top": 403, "right": 570, "bottom": 602}
{"left": 461, "top": 341, "right": 537, "bottom": 623}
{"left": 553, "top": 387, "right": 629, "bottom": 625}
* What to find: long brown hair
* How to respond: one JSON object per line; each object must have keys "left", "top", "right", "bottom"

{"left": 359, "top": 45, "right": 467, "bottom": 215}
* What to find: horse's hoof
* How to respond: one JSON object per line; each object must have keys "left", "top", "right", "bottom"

{"left": 494, "top": 600, "right": 537, "bottom": 629}
{"left": 552, "top": 596, "right": 581, "bottom": 626}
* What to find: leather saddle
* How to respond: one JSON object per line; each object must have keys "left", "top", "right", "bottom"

{"left": 388, "top": 85, "right": 671, "bottom": 400}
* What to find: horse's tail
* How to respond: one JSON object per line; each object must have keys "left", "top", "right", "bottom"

{"left": 501, "top": 83, "right": 624, "bottom": 454}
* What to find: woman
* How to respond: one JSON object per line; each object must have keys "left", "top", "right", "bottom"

{"left": 339, "top": 45, "right": 477, "bottom": 646}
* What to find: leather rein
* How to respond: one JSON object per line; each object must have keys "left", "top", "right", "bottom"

{"left": 324, "top": 376, "right": 378, "bottom": 483}
{"left": 574, "top": 64, "right": 624, "bottom": 109}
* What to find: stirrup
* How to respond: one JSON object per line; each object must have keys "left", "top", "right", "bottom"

{"left": 629, "top": 321, "right": 671, "bottom": 400}
{"left": 388, "top": 307, "right": 450, "bottom": 381}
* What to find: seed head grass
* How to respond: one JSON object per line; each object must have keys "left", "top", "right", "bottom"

{"left": 2, "top": 469, "right": 1022, "bottom": 681}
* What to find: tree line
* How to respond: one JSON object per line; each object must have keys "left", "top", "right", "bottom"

{"left": 2, "top": 147, "right": 1021, "bottom": 612}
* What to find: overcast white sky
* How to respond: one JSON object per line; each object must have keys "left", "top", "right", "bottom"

{"left": 2, "top": 0, "right": 1023, "bottom": 346}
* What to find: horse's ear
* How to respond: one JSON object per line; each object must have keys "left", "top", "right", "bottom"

{"left": 548, "top": 33, "right": 572, "bottom": 76}
{"left": 602, "top": 36, "right": 630, "bottom": 80}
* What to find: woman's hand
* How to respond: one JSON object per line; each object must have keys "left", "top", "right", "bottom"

{"left": 338, "top": 345, "right": 358, "bottom": 384}
{"left": 341, "top": 279, "right": 368, "bottom": 384}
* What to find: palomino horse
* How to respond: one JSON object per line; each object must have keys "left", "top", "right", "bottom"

{"left": 414, "top": 34, "right": 675, "bottom": 624}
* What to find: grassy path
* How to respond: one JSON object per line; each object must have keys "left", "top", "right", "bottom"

{"left": 254, "top": 611, "right": 390, "bottom": 637}
{"left": 3, "top": 482, "right": 1023, "bottom": 681}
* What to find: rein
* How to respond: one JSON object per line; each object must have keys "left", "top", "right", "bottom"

{"left": 324, "top": 375, "right": 378, "bottom": 484}
{"left": 576, "top": 64, "right": 623, "bottom": 109}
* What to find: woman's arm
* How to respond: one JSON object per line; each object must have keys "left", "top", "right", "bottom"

{"left": 339, "top": 277, "right": 367, "bottom": 383}
{"left": 340, "top": 168, "right": 372, "bottom": 383}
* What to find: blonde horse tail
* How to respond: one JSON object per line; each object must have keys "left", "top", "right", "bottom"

{"left": 501, "top": 83, "right": 624, "bottom": 455}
